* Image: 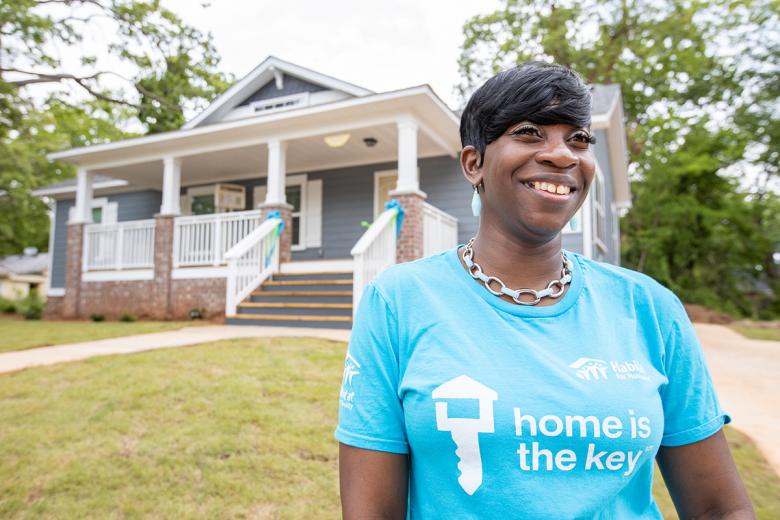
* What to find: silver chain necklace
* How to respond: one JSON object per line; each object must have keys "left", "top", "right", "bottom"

{"left": 460, "top": 237, "right": 573, "bottom": 306}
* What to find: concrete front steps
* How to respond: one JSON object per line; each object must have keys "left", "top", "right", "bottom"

{"left": 224, "top": 271, "right": 353, "bottom": 329}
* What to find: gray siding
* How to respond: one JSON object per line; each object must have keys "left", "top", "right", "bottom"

{"left": 238, "top": 74, "right": 325, "bottom": 107}
{"left": 49, "top": 190, "right": 161, "bottom": 288}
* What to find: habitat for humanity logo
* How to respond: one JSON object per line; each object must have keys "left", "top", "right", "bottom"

{"left": 339, "top": 353, "right": 361, "bottom": 410}
{"left": 569, "top": 358, "right": 609, "bottom": 380}
{"left": 569, "top": 358, "right": 650, "bottom": 382}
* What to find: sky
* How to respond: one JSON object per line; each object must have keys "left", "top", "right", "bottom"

{"left": 161, "top": 0, "right": 503, "bottom": 110}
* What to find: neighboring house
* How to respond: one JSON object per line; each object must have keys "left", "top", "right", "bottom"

{"left": 0, "top": 249, "right": 49, "bottom": 300}
{"left": 35, "top": 56, "right": 630, "bottom": 327}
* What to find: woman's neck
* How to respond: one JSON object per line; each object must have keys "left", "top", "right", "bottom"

{"left": 468, "top": 222, "right": 566, "bottom": 297}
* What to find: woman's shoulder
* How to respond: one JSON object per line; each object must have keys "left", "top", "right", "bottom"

{"left": 368, "top": 248, "right": 456, "bottom": 299}
{"left": 573, "top": 252, "right": 682, "bottom": 310}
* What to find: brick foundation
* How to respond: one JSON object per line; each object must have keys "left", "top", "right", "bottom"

{"left": 43, "top": 295, "right": 64, "bottom": 319}
{"left": 390, "top": 190, "right": 426, "bottom": 263}
{"left": 63, "top": 223, "right": 85, "bottom": 318}
{"left": 153, "top": 215, "right": 175, "bottom": 318}
{"left": 79, "top": 280, "right": 158, "bottom": 319}
{"left": 171, "top": 278, "right": 226, "bottom": 319}
{"left": 258, "top": 203, "right": 293, "bottom": 263}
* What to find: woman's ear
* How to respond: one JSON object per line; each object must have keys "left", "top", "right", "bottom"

{"left": 460, "top": 145, "right": 483, "bottom": 188}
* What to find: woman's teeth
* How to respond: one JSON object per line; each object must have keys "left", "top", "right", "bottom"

{"left": 525, "top": 181, "right": 572, "bottom": 195}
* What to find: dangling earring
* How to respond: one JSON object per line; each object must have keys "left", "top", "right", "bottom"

{"left": 471, "top": 183, "right": 481, "bottom": 217}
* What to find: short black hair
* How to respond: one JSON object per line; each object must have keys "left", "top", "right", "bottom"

{"left": 460, "top": 61, "right": 592, "bottom": 165}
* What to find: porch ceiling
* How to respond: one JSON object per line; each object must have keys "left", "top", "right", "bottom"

{"left": 91, "top": 122, "right": 444, "bottom": 189}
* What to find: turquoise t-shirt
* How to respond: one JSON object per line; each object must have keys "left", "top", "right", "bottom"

{"left": 336, "top": 246, "right": 730, "bottom": 519}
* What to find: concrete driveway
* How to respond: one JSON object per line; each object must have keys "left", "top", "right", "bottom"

{"left": 694, "top": 323, "right": 780, "bottom": 475}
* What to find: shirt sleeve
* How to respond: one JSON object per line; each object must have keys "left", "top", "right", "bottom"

{"left": 335, "top": 282, "right": 408, "bottom": 454}
{"left": 659, "top": 296, "right": 731, "bottom": 446}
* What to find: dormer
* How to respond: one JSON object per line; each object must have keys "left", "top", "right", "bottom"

{"left": 182, "top": 56, "right": 373, "bottom": 129}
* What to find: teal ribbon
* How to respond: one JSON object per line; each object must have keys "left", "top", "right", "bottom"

{"left": 384, "top": 200, "right": 404, "bottom": 237}
{"left": 264, "top": 211, "right": 284, "bottom": 265}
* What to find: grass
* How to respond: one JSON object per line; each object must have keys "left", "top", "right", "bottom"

{"left": 0, "top": 319, "right": 198, "bottom": 353}
{"left": 731, "top": 325, "right": 780, "bottom": 342}
{"left": 0, "top": 337, "right": 777, "bottom": 518}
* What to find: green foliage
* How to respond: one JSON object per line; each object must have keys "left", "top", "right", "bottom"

{"left": 188, "top": 308, "right": 205, "bottom": 320}
{"left": 90, "top": 313, "right": 105, "bottom": 322}
{"left": 0, "top": 0, "right": 232, "bottom": 255}
{"left": 0, "top": 297, "right": 17, "bottom": 314}
{"left": 459, "top": 0, "right": 779, "bottom": 317}
{"left": 119, "top": 313, "right": 136, "bottom": 322}
{"left": 18, "top": 292, "right": 43, "bottom": 320}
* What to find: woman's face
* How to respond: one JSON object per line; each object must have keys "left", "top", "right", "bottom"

{"left": 466, "top": 121, "right": 596, "bottom": 243}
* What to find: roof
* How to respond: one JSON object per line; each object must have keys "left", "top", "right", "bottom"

{"left": 0, "top": 253, "right": 49, "bottom": 276}
{"left": 182, "top": 55, "right": 374, "bottom": 130}
{"left": 32, "top": 174, "right": 127, "bottom": 196}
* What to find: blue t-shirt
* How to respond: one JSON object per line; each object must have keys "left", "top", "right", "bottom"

{"left": 336, "top": 246, "right": 729, "bottom": 519}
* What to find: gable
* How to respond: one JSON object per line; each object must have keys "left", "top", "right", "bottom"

{"left": 237, "top": 74, "right": 325, "bottom": 107}
{"left": 182, "top": 56, "right": 373, "bottom": 130}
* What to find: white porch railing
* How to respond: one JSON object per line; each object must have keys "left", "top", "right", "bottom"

{"left": 173, "top": 210, "right": 262, "bottom": 267}
{"left": 423, "top": 202, "right": 458, "bottom": 257}
{"left": 224, "top": 218, "right": 283, "bottom": 316}
{"left": 350, "top": 207, "right": 398, "bottom": 317}
{"left": 83, "top": 220, "right": 156, "bottom": 271}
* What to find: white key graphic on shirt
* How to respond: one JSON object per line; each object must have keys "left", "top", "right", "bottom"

{"left": 432, "top": 375, "right": 498, "bottom": 495}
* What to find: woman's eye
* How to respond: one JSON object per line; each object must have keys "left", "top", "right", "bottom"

{"left": 510, "top": 125, "right": 541, "bottom": 137}
{"left": 571, "top": 132, "right": 596, "bottom": 145}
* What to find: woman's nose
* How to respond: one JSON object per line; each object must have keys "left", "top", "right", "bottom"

{"left": 535, "top": 138, "right": 577, "bottom": 169}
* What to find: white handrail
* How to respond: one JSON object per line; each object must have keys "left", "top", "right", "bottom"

{"left": 422, "top": 202, "right": 458, "bottom": 257}
{"left": 224, "top": 218, "right": 282, "bottom": 316}
{"left": 83, "top": 220, "right": 156, "bottom": 271}
{"left": 350, "top": 208, "right": 398, "bottom": 316}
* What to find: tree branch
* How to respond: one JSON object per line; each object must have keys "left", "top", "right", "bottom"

{"left": 3, "top": 68, "right": 138, "bottom": 108}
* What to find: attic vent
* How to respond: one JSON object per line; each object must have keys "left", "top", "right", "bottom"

{"left": 251, "top": 92, "right": 310, "bottom": 115}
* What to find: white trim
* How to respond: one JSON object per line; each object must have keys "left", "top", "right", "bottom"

{"left": 582, "top": 189, "right": 593, "bottom": 259}
{"left": 374, "top": 169, "right": 398, "bottom": 218}
{"left": 182, "top": 56, "right": 373, "bottom": 130}
{"left": 82, "top": 269, "right": 154, "bottom": 282}
{"left": 45, "top": 201, "right": 57, "bottom": 294}
{"left": 171, "top": 266, "right": 228, "bottom": 279}
{"left": 279, "top": 259, "right": 353, "bottom": 274}
{"left": 33, "top": 179, "right": 128, "bottom": 197}
{"left": 160, "top": 156, "right": 182, "bottom": 215}
{"left": 47, "top": 287, "right": 65, "bottom": 297}
{"left": 47, "top": 86, "right": 458, "bottom": 165}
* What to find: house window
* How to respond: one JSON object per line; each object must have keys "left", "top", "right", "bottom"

{"left": 91, "top": 207, "right": 103, "bottom": 224}
{"left": 191, "top": 194, "right": 215, "bottom": 215}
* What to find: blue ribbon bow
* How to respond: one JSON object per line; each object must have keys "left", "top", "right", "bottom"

{"left": 384, "top": 199, "right": 405, "bottom": 237}
{"left": 264, "top": 211, "right": 284, "bottom": 265}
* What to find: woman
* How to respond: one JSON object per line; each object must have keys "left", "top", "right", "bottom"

{"left": 336, "top": 62, "right": 754, "bottom": 519}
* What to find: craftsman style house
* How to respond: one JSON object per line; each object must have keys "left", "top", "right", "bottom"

{"left": 37, "top": 56, "right": 630, "bottom": 328}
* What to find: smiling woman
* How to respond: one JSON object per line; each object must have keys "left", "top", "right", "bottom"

{"left": 335, "top": 62, "right": 755, "bottom": 519}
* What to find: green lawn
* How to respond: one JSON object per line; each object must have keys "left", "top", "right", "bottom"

{"left": 0, "top": 337, "right": 777, "bottom": 519}
{"left": 0, "top": 319, "right": 197, "bottom": 353}
{"left": 731, "top": 325, "right": 780, "bottom": 342}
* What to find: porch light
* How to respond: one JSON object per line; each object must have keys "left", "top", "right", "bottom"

{"left": 324, "top": 133, "right": 351, "bottom": 148}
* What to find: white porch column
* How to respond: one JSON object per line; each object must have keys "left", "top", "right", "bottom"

{"left": 160, "top": 156, "right": 182, "bottom": 215}
{"left": 265, "top": 140, "right": 287, "bottom": 205}
{"left": 70, "top": 167, "right": 94, "bottom": 224}
{"left": 396, "top": 120, "right": 419, "bottom": 192}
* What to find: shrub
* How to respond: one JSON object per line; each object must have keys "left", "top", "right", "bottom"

{"left": 188, "top": 308, "right": 205, "bottom": 320}
{"left": 0, "top": 297, "right": 17, "bottom": 314}
{"left": 119, "top": 313, "right": 136, "bottom": 322}
{"left": 18, "top": 293, "right": 43, "bottom": 320}
{"left": 90, "top": 313, "right": 105, "bottom": 322}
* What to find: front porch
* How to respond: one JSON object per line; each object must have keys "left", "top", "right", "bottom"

{"left": 49, "top": 99, "right": 463, "bottom": 322}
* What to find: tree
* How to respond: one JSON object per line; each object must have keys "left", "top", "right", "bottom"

{"left": 459, "top": 0, "right": 779, "bottom": 316}
{"left": 0, "top": 0, "right": 232, "bottom": 255}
